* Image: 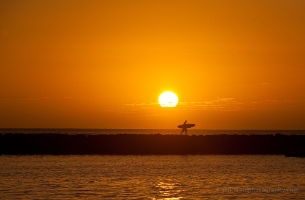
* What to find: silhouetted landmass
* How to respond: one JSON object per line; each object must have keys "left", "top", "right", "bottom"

{"left": 1, "top": 133, "right": 305, "bottom": 156}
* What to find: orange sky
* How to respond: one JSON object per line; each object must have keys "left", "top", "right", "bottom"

{"left": 1, "top": 0, "right": 305, "bottom": 129}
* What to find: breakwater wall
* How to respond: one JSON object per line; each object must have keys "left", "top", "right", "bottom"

{"left": 1, "top": 134, "right": 305, "bottom": 155}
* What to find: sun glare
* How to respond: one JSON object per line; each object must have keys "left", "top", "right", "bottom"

{"left": 158, "top": 91, "right": 178, "bottom": 107}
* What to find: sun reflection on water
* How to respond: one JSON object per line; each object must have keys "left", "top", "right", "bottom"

{"left": 153, "top": 181, "right": 184, "bottom": 200}
{"left": 1, "top": 155, "right": 304, "bottom": 199}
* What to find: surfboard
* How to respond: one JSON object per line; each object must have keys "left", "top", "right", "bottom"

{"left": 178, "top": 124, "right": 195, "bottom": 128}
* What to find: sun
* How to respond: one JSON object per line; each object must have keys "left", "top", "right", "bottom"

{"left": 158, "top": 91, "right": 178, "bottom": 107}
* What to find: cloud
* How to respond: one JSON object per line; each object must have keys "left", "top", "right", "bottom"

{"left": 177, "top": 98, "right": 240, "bottom": 111}
{"left": 0, "top": 96, "right": 49, "bottom": 100}
{"left": 216, "top": 97, "right": 235, "bottom": 102}
{"left": 124, "top": 102, "right": 159, "bottom": 107}
{"left": 265, "top": 100, "right": 280, "bottom": 103}
{"left": 123, "top": 98, "right": 239, "bottom": 111}
{"left": 0, "top": 96, "right": 73, "bottom": 100}
{"left": 120, "top": 98, "right": 305, "bottom": 112}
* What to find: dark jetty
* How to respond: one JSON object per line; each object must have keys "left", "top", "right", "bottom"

{"left": 285, "top": 147, "right": 305, "bottom": 157}
{"left": 1, "top": 133, "right": 305, "bottom": 155}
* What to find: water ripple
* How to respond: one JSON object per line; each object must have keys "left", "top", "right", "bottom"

{"left": 0, "top": 155, "right": 304, "bottom": 199}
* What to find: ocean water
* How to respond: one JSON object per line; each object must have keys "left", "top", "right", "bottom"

{"left": 1, "top": 128, "right": 305, "bottom": 135}
{"left": 0, "top": 155, "right": 304, "bottom": 199}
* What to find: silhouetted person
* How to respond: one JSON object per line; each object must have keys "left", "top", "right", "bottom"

{"left": 180, "top": 120, "right": 187, "bottom": 135}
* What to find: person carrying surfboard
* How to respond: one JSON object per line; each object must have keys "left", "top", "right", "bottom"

{"left": 180, "top": 120, "right": 187, "bottom": 135}
{"left": 178, "top": 120, "right": 195, "bottom": 135}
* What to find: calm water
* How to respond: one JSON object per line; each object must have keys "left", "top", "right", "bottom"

{"left": 0, "top": 155, "right": 304, "bottom": 199}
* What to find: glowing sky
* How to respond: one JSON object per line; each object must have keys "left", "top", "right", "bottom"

{"left": 1, "top": 0, "right": 305, "bottom": 129}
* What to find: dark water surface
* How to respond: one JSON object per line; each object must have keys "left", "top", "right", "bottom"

{"left": 0, "top": 155, "right": 304, "bottom": 199}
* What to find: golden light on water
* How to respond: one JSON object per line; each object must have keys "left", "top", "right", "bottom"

{"left": 158, "top": 91, "right": 178, "bottom": 107}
